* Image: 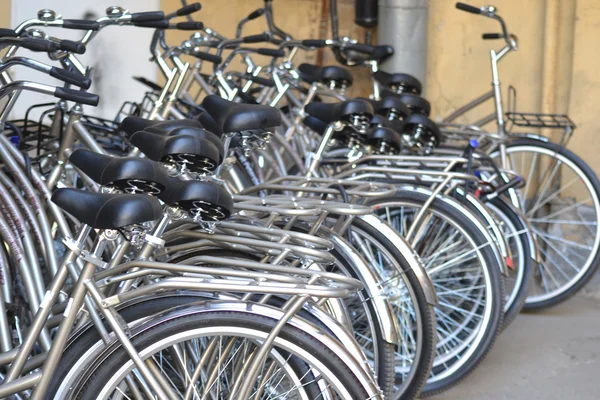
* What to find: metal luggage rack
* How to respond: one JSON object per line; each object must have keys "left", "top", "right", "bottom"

{"left": 337, "top": 154, "right": 475, "bottom": 171}
{"left": 334, "top": 166, "right": 485, "bottom": 187}
{"left": 159, "top": 214, "right": 336, "bottom": 265}
{"left": 505, "top": 112, "right": 576, "bottom": 129}
{"left": 233, "top": 193, "right": 375, "bottom": 216}
{"left": 436, "top": 123, "right": 505, "bottom": 143}
{"left": 2, "top": 118, "right": 58, "bottom": 162}
{"left": 78, "top": 114, "right": 130, "bottom": 155}
{"left": 239, "top": 175, "right": 398, "bottom": 201}
{"left": 94, "top": 256, "right": 362, "bottom": 304}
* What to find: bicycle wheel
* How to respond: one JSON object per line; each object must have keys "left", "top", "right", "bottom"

{"left": 485, "top": 196, "right": 534, "bottom": 327}
{"left": 493, "top": 139, "right": 600, "bottom": 308}
{"left": 369, "top": 189, "right": 504, "bottom": 395}
{"left": 68, "top": 307, "right": 374, "bottom": 399}
{"left": 167, "top": 246, "right": 393, "bottom": 395}
{"left": 346, "top": 217, "right": 436, "bottom": 400}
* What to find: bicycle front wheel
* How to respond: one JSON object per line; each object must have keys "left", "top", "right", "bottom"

{"left": 493, "top": 139, "right": 600, "bottom": 308}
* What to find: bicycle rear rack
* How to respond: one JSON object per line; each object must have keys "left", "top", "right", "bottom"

{"left": 505, "top": 112, "right": 576, "bottom": 130}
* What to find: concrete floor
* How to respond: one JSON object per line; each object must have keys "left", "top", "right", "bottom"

{"left": 430, "top": 290, "right": 600, "bottom": 400}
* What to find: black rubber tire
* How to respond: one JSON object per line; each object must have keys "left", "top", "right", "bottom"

{"left": 486, "top": 196, "right": 534, "bottom": 328}
{"left": 500, "top": 139, "right": 600, "bottom": 309}
{"left": 369, "top": 189, "right": 504, "bottom": 396}
{"left": 70, "top": 310, "right": 370, "bottom": 399}
{"left": 348, "top": 218, "right": 436, "bottom": 400}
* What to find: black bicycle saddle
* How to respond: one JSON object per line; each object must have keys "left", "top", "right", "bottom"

{"left": 69, "top": 149, "right": 169, "bottom": 194}
{"left": 373, "top": 71, "right": 422, "bottom": 95}
{"left": 159, "top": 179, "right": 234, "bottom": 221}
{"left": 381, "top": 89, "right": 431, "bottom": 116}
{"left": 304, "top": 99, "right": 374, "bottom": 124}
{"left": 402, "top": 113, "right": 441, "bottom": 143}
{"left": 302, "top": 115, "right": 328, "bottom": 135}
{"left": 201, "top": 95, "right": 281, "bottom": 133}
{"left": 367, "top": 126, "right": 402, "bottom": 151}
{"left": 377, "top": 96, "right": 412, "bottom": 118}
{"left": 128, "top": 131, "right": 220, "bottom": 173}
{"left": 342, "top": 44, "right": 394, "bottom": 64}
{"left": 121, "top": 117, "right": 202, "bottom": 136}
{"left": 161, "top": 127, "right": 224, "bottom": 163}
{"left": 52, "top": 188, "right": 163, "bottom": 229}
{"left": 297, "top": 64, "right": 353, "bottom": 87}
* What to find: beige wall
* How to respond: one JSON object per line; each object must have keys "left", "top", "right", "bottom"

{"left": 0, "top": 0, "right": 597, "bottom": 171}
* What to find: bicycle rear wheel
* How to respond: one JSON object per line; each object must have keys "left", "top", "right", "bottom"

{"left": 69, "top": 308, "right": 376, "bottom": 399}
{"left": 370, "top": 189, "right": 504, "bottom": 395}
{"left": 346, "top": 218, "right": 436, "bottom": 400}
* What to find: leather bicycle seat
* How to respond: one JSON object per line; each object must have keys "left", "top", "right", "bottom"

{"left": 378, "top": 96, "right": 412, "bottom": 118}
{"left": 381, "top": 89, "right": 431, "bottom": 116}
{"left": 367, "top": 126, "right": 402, "bottom": 150}
{"left": 121, "top": 114, "right": 222, "bottom": 137}
{"left": 342, "top": 44, "right": 394, "bottom": 64}
{"left": 304, "top": 99, "right": 374, "bottom": 123}
{"left": 297, "top": 64, "right": 353, "bottom": 87}
{"left": 302, "top": 116, "right": 328, "bottom": 135}
{"left": 402, "top": 113, "right": 441, "bottom": 142}
{"left": 121, "top": 117, "right": 203, "bottom": 136}
{"left": 373, "top": 71, "right": 422, "bottom": 95}
{"left": 159, "top": 179, "right": 234, "bottom": 221}
{"left": 369, "top": 114, "right": 393, "bottom": 128}
{"left": 159, "top": 126, "right": 224, "bottom": 163}
{"left": 201, "top": 95, "right": 281, "bottom": 133}
{"left": 128, "top": 131, "right": 220, "bottom": 173}
{"left": 52, "top": 188, "right": 163, "bottom": 229}
{"left": 69, "top": 149, "right": 169, "bottom": 194}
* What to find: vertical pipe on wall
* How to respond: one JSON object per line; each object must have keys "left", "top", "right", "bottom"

{"left": 377, "top": 0, "right": 428, "bottom": 89}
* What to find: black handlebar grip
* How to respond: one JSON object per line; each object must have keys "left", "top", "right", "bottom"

{"left": 22, "top": 38, "right": 59, "bottom": 52}
{"left": 61, "top": 19, "right": 100, "bottom": 31}
{"left": 0, "top": 28, "right": 18, "bottom": 38}
{"left": 130, "top": 11, "right": 165, "bottom": 23}
{"left": 174, "top": 21, "right": 204, "bottom": 30}
{"left": 191, "top": 51, "right": 222, "bottom": 64}
{"left": 482, "top": 33, "right": 503, "bottom": 39}
{"left": 176, "top": 2, "right": 201, "bottom": 16}
{"left": 345, "top": 42, "right": 375, "bottom": 55}
{"left": 456, "top": 2, "right": 481, "bottom": 14}
{"left": 244, "top": 75, "right": 274, "bottom": 87}
{"left": 247, "top": 8, "right": 265, "bottom": 20}
{"left": 243, "top": 33, "right": 270, "bottom": 43}
{"left": 134, "top": 20, "right": 170, "bottom": 29}
{"left": 301, "top": 39, "right": 327, "bottom": 48}
{"left": 256, "top": 48, "right": 285, "bottom": 57}
{"left": 59, "top": 40, "right": 86, "bottom": 54}
{"left": 54, "top": 87, "right": 99, "bottom": 106}
{"left": 50, "top": 67, "right": 92, "bottom": 89}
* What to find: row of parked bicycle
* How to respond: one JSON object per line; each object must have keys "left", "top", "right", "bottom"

{"left": 0, "top": 1, "right": 597, "bottom": 398}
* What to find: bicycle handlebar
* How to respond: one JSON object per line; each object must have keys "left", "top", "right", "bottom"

{"left": 129, "top": 11, "right": 165, "bottom": 23}
{"left": 455, "top": 3, "right": 517, "bottom": 50}
{"left": 0, "top": 28, "right": 18, "bottom": 37}
{"left": 243, "top": 33, "right": 271, "bottom": 44}
{"left": 54, "top": 87, "right": 99, "bottom": 105}
{"left": 0, "top": 38, "right": 59, "bottom": 52}
{"left": 173, "top": 2, "right": 202, "bottom": 17}
{"left": 50, "top": 67, "right": 91, "bottom": 89}
{"left": 482, "top": 33, "right": 502, "bottom": 40}
{"left": 456, "top": 2, "right": 482, "bottom": 14}
{"left": 58, "top": 39, "right": 86, "bottom": 54}
{"left": 61, "top": 19, "right": 99, "bottom": 31}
